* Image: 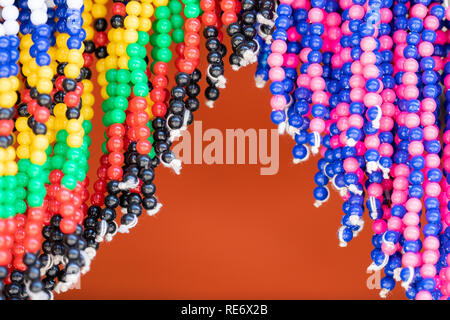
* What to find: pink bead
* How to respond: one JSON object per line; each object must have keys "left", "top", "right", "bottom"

{"left": 421, "top": 112, "right": 435, "bottom": 126}
{"left": 379, "top": 8, "right": 393, "bottom": 23}
{"left": 379, "top": 35, "right": 393, "bottom": 51}
{"left": 368, "top": 183, "right": 383, "bottom": 197}
{"left": 420, "top": 264, "right": 437, "bottom": 278}
{"left": 284, "top": 53, "right": 300, "bottom": 68}
{"left": 360, "top": 37, "right": 377, "bottom": 52}
{"left": 337, "top": 117, "right": 349, "bottom": 131}
{"left": 403, "top": 212, "right": 420, "bottom": 226}
{"left": 287, "top": 27, "right": 301, "bottom": 42}
{"left": 297, "top": 74, "right": 311, "bottom": 88}
{"left": 312, "top": 91, "right": 328, "bottom": 105}
{"left": 404, "top": 58, "right": 419, "bottom": 72}
{"left": 269, "top": 67, "right": 285, "bottom": 82}
{"left": 408, "top": 141, "right": 424, "bottom": 156}
{"left": 299, "top": 48, "right": 312, "bottom": 62}
{"left": 349, "top": 75, "right": 365, "bottom": 88}
{"left": 360, "top": 52, "right": 376, "bottom": 66}
{"left": 363, "top": 65, "right": 380, "bottom": 79}
{"left": 424, "top": 15, "right": 440, "bottom": 31}
{"left": 270, "top": 95, "right": 286, "bottom": 111}
{"left": 271, "top": 40, "right": 287, "bottom": 54}
{"left": 422, "top": 250, "right": 439, "bottom": 265}
{"left": 348, "top": 5, "right": 365, "bottom": 19}
{"left": 391, "top": 190, "right": 407, "bottom": 204}
{"left": 418, "top": 41, "right": 434, "bottom": 57}
{"left": 340, "top": 47, "right": 352, "bottom": 62}
{"left": 381, "top": 89, "right": 396, "bottom": 103}
{"left": 372, "top": 219, "right": 387, "bottom": 234}
{"left": 307, "top": 63, "right": 323, "bottom": 77}
{"left": 336, "top": 103, "right": 349, "bottom": 116}
{"left": 379, "top": 117, "right": 394, "bottom": 132}
{"left": 402, "top": 252, "right": 421, "bottom": 267}
{"left": 364, "top": 92, "right": 382, "bottom": 107}
{"left": 339, "top": 0, "right": 352, "bottom": 9}
{"left": 424, "top": 125, "right": 439, "bottom": 140}
{"left": 393, "top": 30, "right": 407, "bottom": 44}
{"left": 416, "top": 290, "right": 433, "bottom": 300}
{"left": 393, "top": 176, "right": 408, "bottom": 190}
{"left": 267, "top": 53, "right": 283, "bottom": 67}
{"left": 364, "top": 135, "right": 380, "bottom": 149}
{"left": 310, "top": 77, "right": 325, "bottom": 91}
{"left": 410, "top": 4, "right": 428, "bottom": 19}
{"left": 350, "top": 61, "right": 363, "bottom": 75}
{"left": 326, "top": 12, "right": 341, "bottom": 27}
{"left": 387, "top": 216, "right": 402, "bottom": 231}
{"left": 379, "top": 142, "right": 393, "bottom": 157}
{"left": 423, "top": 236, "right": 440, "bottom": 251}
{"left": 394, "top": 164, "right": 410, "bottom": 177}
{"left": 421, "top": 98, "right": 437, "bottom": 112}
{"left": 348, "top": 114, "right": 364, "bottom": 128}
{"left": 381, "top": 103, "right": 395, "bottom": 117}
{"left": 310, "top": 118, "right": 326, "bottom": 133}
{"left": 404, "top": 85, "right": 419, "bottom": 99}
{"left": 425, "top": 182, "right": 441, "bottom": 197}
{"left": 404, "top": 226, "right": 420, "bottom": 241}
{"left": 402, "top": 72, "right": 418, "bottom": 85}
{"left": 426, "top": 154, "right": 440, "bottom": 168}
{"left": 308, "top": 8, "right": 324, "bottom": 23}
{"left": 381, "top": 242, "right": 397, "bottom": 256}
{"left": 343, "top": 158, "right": 359, "bottom": 172}
{"left": 350, "top": 88, "right": 365, "bottom": 102}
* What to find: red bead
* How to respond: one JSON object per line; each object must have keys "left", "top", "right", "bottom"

{"left": 150, "top": 87, "right": 167, "bottom": 103}
{"left": 0, "top": 249, "right": 11, "bottom": 265}
{"left": 56, "top": 188, "right": 72, "bottom": 203}
{"left": 54, "top": 76, "right": 65, "bottom": 91}
{"left": 185, "top": 18, "right": 201, "bottom": 33}
{"left": 34, "top": 106, "right": 50, "bottom": 123}
{"left": 60, "top": 218, "right": 77, "bottom": 234}
{"left": 91, "top": 192, "right": 104, "bottom": 206}
{"left": 128, "top": 97, "right": 147, "bottom": 112}
{"left": 184, "top": 46, "right": 200, "bottom": 61}
{"left": 152, "top": 102, "right": 167, "bottom": 117}
{"left": 109, "top": 151, "right": 125, "bottom": 166}
{"left": 202, "top": 12, "right": 217, "bottom": 26}
{"left": 136, "top": 140, "right": 152, "bottom": 155}
{"left": 221, "top": 0, "right": 236, "bottom": 11}
{"left": 111, "top": 2, "right": 126, "bottom": 15}
{"left": 222, "top": 11, "right": 237, "bottom": 25}
{"left": 107, "top": 136, "right": 124, "bottom": 152}
{"left": 5, "top": 218, "right": 17, "bottom": 235}
{"left": 179, "top": 59, "right": 196, "bottom": 74}
{"left": 83, "top": 53, "right": 93, "bottom": 67}
{"left": 64, "top": 92, "right": 81, "bottom": 107}
{"left": 201, "top": 0, "right": 216, "bottom": 10}
{"left": 24, "top": 222, "right": 41, "bottom": 237}
{"left": 184, "top": 32, "right": 201, "bottom": 47}
{"left": 107, "top": 166, "right": 123, "bottom": 180}
{"left": 60, "top": 203, "right": 75, "bottom": 217}
{"left": 97, "top": 166, "right": 108, "bottom": 180}
{"left": 28, "top": 208, "right": 45, "bottom": 222}
{"left": 24, "top": 237, "right": 41, "bottom": 253}
{"left": 153, "top": 62, "right": 168, "bottom": 75}
{"left": 14, "top": 214, "right": 26, "bottom": 228}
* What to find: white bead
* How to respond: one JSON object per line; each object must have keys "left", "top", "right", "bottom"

{"left": 45, "top": 0, "right": 55, "bottom": 8}
{"left": 0, "top": 0, "right": 14, "bottom": 6}
{"left": 30, "top": 9, "right": 48, "bottom": 25}
{"left": 67, "top": 0, "right": 83, "bottom": 9}
{"left": 28, "top": 0, "right": 46, "bottom": 11}
{"left": 0, "top": 25, "right": 5, "bottom": 37}
{"left": 3, "top": 20, "right": 19, "bottom": 36}
{"left": 2, "top": 5, "right": 19, "bottom": 21}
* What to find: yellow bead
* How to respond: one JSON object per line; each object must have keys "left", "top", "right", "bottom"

{"left": 20, "top": 35, "right": 33, "bottom": 49}
{"left": 65, "top": 64, "right": 80, "bottom": 78}
{"left": 67, "top": 119, "right": 82, "bottom": 133}
{"left": 153, "top": 0, "right": 168, "bottom": 7}
{"left": 16, "top": 117, "right": 29, "bottom": 132}
{"left": 29, "top": 60, "right": 39, "bottom": 72}
{"left": 0, "top": 148, "right": 5, "bottom": 161}
{"left": 84, "top": 0, "right": 93, "bottom": 10}
{"left": 92, "top": 4, "right": 107, "bottom": 18}
{"left": 0, "top": 78, "right": 11, "bottom": 92}
{"left": 68, "top": 50, "right": 83, "bottom": 64}
{"left": 54, "top": 103, "right": 67, "bottom": 117}
{"left": 82, "top": 80, "right": 94, "bottom": 92}
{"left": 125, "top": 16, "right": 140, "bottom": 30}
{"left": 5, "top": 146, "right": 15, "bottom": 161}
{"left": 27, "top": 74, "right": 38, "bottom": 87}
{"left": 113, "top": 29, "right": 124, "bottom": 42}
{"left": 85, "top": 26, "right": 94, "bottom": 41}
{"left": 67, "top": 134, "right": 83, "bottom": 148}
{"left": 57, "top": 47, "right": 70, "bottom": 62}
{"left": 101, "top": 87, "right": 108, "bottom": 99}
{"left": 95, "top": 0, "right": 108, "bottom": 4}
{"left": 30, "top": 150, "right": 46, "bottom": 165}
{"left": 0, "top": 163, "right": 5, "bottom": 176}
{"left": 118, "top": 56, "right": 129, "bottom": 69}
{"left": 4, "top": 161, "right": 18, "bottom": 176}
{"left": 19, "top": 51, "right": 32, "bottom": 65}
{"left": 96, "top": 59, "right": 106, "bottom": 73}
{"left": 141, "top": 3, "right": 154, "bottom": 17}
{"left": 126, "top": 1, "right": 141, "bottom": 15}
{"left": 56, "top": 33, "right": 70, "bottom": 47}
{"left": 139, "top": 18, "right": 152, "bottom": 32}
{"left": 81, "top": 106, "right": 94, "bottom": 120}
{"left": 17, "top": 132, "right": 31, "bottom": 145}
{"left": 124, "top": 29, "right": 138, "bottom": 44}
{"left": 97, "top": 72, "right": 107, "bottom": 87}
{"left": 37, "top": 79, "right": 53, "bottom": 94}
{"left": 16, "top": 146, "right": 29, "bottom": 159}
{"left": 82, "top": 93, "right": 94, "bottom": 107}
{"left": 115, "top": 42, "right": 127, "bottom": 57}
{"left": 82, "top": 12, "right": 93, "bottom": 25}
{"left": 38, "top": 66, "right": 54, "bottom": 79}
{"left": 32, "top": 135, "right": 49, "bottom": 150}
{"left": 0, "top": 92, "right": 17, "bottom": 109}
{"left": 9, "top": 76, "right": 20, "bottom": 91}
{"left": 105, "top": 56, "right": 118, "bottom": 69}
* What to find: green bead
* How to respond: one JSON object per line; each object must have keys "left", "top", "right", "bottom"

{"left": 133, "top": 83, "right": 149, "bottom": 97}
{"left": 156, "top": 33, "right": 172, "bottom": 48}
{"left": 56, "top": 130, "right": 68, "bottom": 142}
{"left": 15, "top": 201, "right": 27, "bottom": 214}
{"left": 45, "top": 145, "right": 53, "bottom": 156}
{"left": 4, "top": 190, "right": 15, "bottom": 202}
{"left": 3, "top": 176, "right": 16, "bottom": 189}
{"left": 75, "top": 169, "right": 86, "bottom": 182}
{"left": 116, "top": 69, "right": 131, "bottom": 84}
{"left": 156, "top": 47, "right": 173, "bottom": 63}
{"left": 138, "top": 46, "right": 147, "bottom": 59}
{"left": 116, "top": 83, "right": 132, "bottom": 97}
{"left": 184, "top": 4, "right": 200, "bottom": 18}
{"left": 151, "top": 48, "right": 159, "bottom": 60}
{"left": 149, "top": 148, "right": 156, "bottom": 159}
{"left": 137, "top": 31, "right": 150, "bottom": 46}
{"left": 16, "top": 172, "right": 28, "bottom": 187}
{"left": 102, "top": 141, "right": 108, "bottom": 154}
{"left": 27, "top": 164, "right": 42, "bottom": 178}
{"left": 131, "top": 70, "right": 147, "bottom": 85}
{"left": 51, "top": 155, "right": 65, "bottom": 169}
{"left": 110, "top": 109, "right": 126, "bottom": 124}
{"left": 126, "top": 43, "right": 141, "bottom": 58}
{"left": 106, "top": 82, "right": 118, "bottom": 97}
{"left": 16, "top": 188, "right": 26, "bottom": 200}
{"left": 82, "top": 120, "right": 93, "bottom": 134}
{"left": 155, "top": 6, "right": 171, "bottom": 19}
{"left": 28, "top": 178, "right": 44, "bottom": 192}
{"left": 105, "top": 69, "right": 117, "bottom": 82}
{"left": 150, "top": 32, "right": 159, "bottom": 47}
{"left": 128, "top": 57, "right": 146, "bottom": 71}
{"left": 182, "top": 0, "right": 197, "bottom": 3}
{"left": 27, "top": 193, "right": 44, "bottom": 207}
{"left": 84, "top": 136, "right": 92, "bottom": 147}
{"left": 61, "top": 175, "right": 77, "bottom": 190}
{"left": 170, "top": 14, "right": 184, "bottom": 29}
{"left": 54, "top": 142, "right": 68, "bottom": 155}
{"left": 155, "top": 19, "right": 172, "bottom": 34}
{"left": 17, "top": 159, "right": 30, "bottom": 173}
{"left": 67, "top": 148, "right": 82, "bottom": 161}
{"left": 169, "top": 0, "right": 183, "bottom": 14}
{"left": 172, "top": 29, "right": 185, "bottom": 43}
{"left": 114, "top": 96, "right": 129, "bottom": 111}
{"left": 0, "top": 206, "right": 6, "bottom": 218}
{"left": 63, "top": 160, "right": 77, "bottom": 176}
{"left": 3, "top": 205, "right": 15, "bottom": 218}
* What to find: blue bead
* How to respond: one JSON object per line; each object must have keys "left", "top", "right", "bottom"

{"left": 409, "top": 185, "right": 424, "bottom": 198}
{"left": 307, "top": 50, "right": 322, "bottom": 63}
{"left": 313, "top": 186, "right": 329, "bottom": 201}
{"left": 309, "top": 35, "right": 323, "bottom": 50}
{"left": 314, "top": 172, "right": 329, "bottom": 186}
{"left": 310, "top": 23, "right": 324, "bottom": 36}
{"left": 410, "top": 156, "right": 425, "bottom": 170}
{"left": 294, "top": 130, "right": 308, "bottom": 145}
{"left": 293, "top": 9, "right": 308, "bottom": 22}
{"left": 36, "top": 52, "right": 51, "bottom": 66}
{"left": 277, "top": 4, "right": 292, "bottom": 16}
{"left": 430, "top": 5, "right": 445, "bottom": 19}
{"left": 426, "top": 208, "right": 441, "bottom": 224}
{"left": 288, "top": 114, "right": 303, "bottom": 128}
{"left": 366, "top": 79, "right": 380, "bottom": 92}
{"left": 372, "top": 234, "right": 383, "bottom": 248}
{"left": 275, "top": 15, "right": 291, "bottom": 29}
{"left": 391, "top": 204, "right": 406, "bottom": 218}
{"left": 409, "top": 170, "right": 424, "bottom": 185}
{"left": 270, "top": 110, "right": 286, "bottom": 125}
{"left": 423, "top": 223, "right": 441, "bottom": 237}
{"left": 292, "top": 144, "right": 308, "bottom": 160}
{"left": 408, "top": 17, "right": 423, "bottom": 32}
{"left": 344, "top": 173, "right": 359, "bottom": 186}
{"left": 409, "top": 127, "right": 423, "bottom": 141}
{"left": 403, "top": 240, "right": 422, "bottom": 253}
{"left": 404, "top": 45, "right": 418, "bottom": 59}
{"left": 381, "top": 277, "right": 395, "bottom": 291}
{"left": 425, "top": 197, "right": 440, "bottom": 210}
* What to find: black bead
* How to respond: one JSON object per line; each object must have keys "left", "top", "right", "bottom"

{"left": 43, "top": 278, "right": 56, "bottom": 290}
{"left": 161, "top": 151, "right": 176, "bottom": 164}
{"left": 64, "top": 233, "right": 79, "bottom": 247}
{"left": 203, "top": 26, "right": 219, "bottom": 39}
{"left": 107, "top": 222, "right": 117, "bottom": 234}
{"left": 63, "top": 78, "right": 77, "bottom": 92}
{"left": 84, "top": 228, "right": 97, "bottom": 240}
{"left": 42, "top": 240, "right": 53, "bottom": 254}
{"left": 190, "top": 69, "right": 202, "bottom": 82}
{"left": 241, "top": 0, "right": 257, "bottom": 10}
{"left": 175, "top": 72, "right": 190, "bottom": 86}
{"left": 122, "top": 173, "right": 139, "bottom": 186}
{"left": 139, "top": 168, "right": 154, "bottom": 183}
{"left": 0, "top": 266, "right": 7, "bottom": 279}
{"left": 141, "top": 183, "right": 156, "bottom": 197}
{"left": 104, "top": 194, "right": 120, "bottom": 208}
{"left": 101, "top": 207, "right": 116, "bottom": 221}
{"left": 218, "top": 44, "right": 227, "bottom": 57}
{"left": 229, "top": 53, "right": 241, "bottom": 66}
{"left": 153, "top": 128, "right": 168, "bottom": 141}
{"left": 242, "top": 11, "right": 257, "bottom": 25}
{"left": 88, "top": 205, "right": 101, "bottom": 219}
{"left": 5, "top": 283, "right": 21, "bottom": 296}
{"left": 37, "top": 94, "right": 52, "bottom": 107}
{"left": 27, "top": 115, "right": 36, "bottom": 128}
{"left": 50, "top": 229, "right": 64, "bottom": 242}
{"left": 26, "top": 266, "right": 41, "bottom": 281}
{"left": 0, "top": 136, "right": 10, "bottom": 149}
{"left": 94, "top": 18, "right": 107, "bottom": 31}
{"left": 30, "top": 87, "right": 39, "bottom": 99}
{"left": 57, "top": 63, "right": 67, "bottom": 76}
{"left": 154, "top": 141, "right": 169, "bottom": 154}
{"left": 32, "top": 122, "right": 47, "bottom": 135}
{"left": 67, "top": 248, "right": 80, "bottom": 260}
{"left": 127, "top": 203, "right": 142, "bottom": 216}
{"left": 10, "top": 270, "right": 25, "bottom": 283}
{"left": 206, "top": 38, "right": 221, "bottom": 51}
{"left": 171, "top": 86, "right": 186, "bottom": 100}
{"left": 169, "top": 99, "right": 185, "bottom": 115}
{"left": 51, "top": 242, "right": 66, "bottom": 256}
{"left": 127, "top": 193, "right": 142, "bottom": 205}
{"left": 46, "top": 265, "right": 59, "bottom": 278}
{"left": 227, "top": 23, "right": 241, "bottom": 36}
{"left": 206, "top": 86, "right": 220, "bottom": 101}
{"left": 86, "top": 239, "right": 99, "bottom": 250}
{"left": 185, "top": 97, "right": 200, "bottom": 112}
{"left": 207, "top": 51, "right": 223, "bottom": 65}
{"left": 17, "top": 104, "right": 30, "bottom": 117}
{"left": 210, "top": 64, "right": 224, "bottom": 78}
{"left": 84, "top": 216, "right": 97, "bottom": 229}
{"left": 77, "top": 238, "right": 88, "bottom": 251}
{"left": 168, "top": 114, "right": 182, "bottom": 129}
{"left": 142, "top": 196, "right": 157, "bottom": 210}
{"left": 186, "top": 83, "right": 200, "bottom": 97}
{"left": 128, "top": 141, "right": 138, "bottom": 152}
{"left": 54, "top": 90, "right": 65, "bottom": 104}
{"left": 136, "top": 154, "right": 152, "bottom": 169}
{"left": 23, "top": 253, "right": 37, "bottom": 267}
{"left": 0, "top": 107, "right": 14, "bottom": 120}
{"left": 121, "top": 214, "right": 135, "bottom": 226}
{"left": 107, "top": 180, "right": 121, "bottom": 194}
{"left": 236, "top": 43, "right": 252, "bottom": 58}
{"left": 95, "top": 46, "right": 107, "bottom": 59}
{"left": 51, "top": 215, "right": 62, "bottom": 228}
{"left": 84, "top": 40, "right": 95, "bottom": 53}
{"left": 110, "top": 15, "right": 124, "bottom": 28}
{"left": 152, "top": 117, "right": 166, "bottom": 130}
{"left": 66, "top": 262, "right": 80, "bottom": 276}
{"left": 232, "top": 34, "right": 246, "bottom": 51}
{"left": 242, "top": 25, "right": 257, "bottom": 40}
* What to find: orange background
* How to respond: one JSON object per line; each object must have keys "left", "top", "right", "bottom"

{"left": 59, "top": 9, "right": 405, "bottom": 299}
{"left": 58, "top": 61, "right": 405, "bottom": 300}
